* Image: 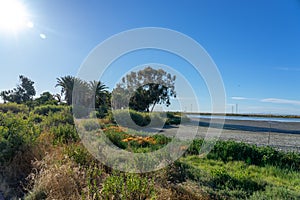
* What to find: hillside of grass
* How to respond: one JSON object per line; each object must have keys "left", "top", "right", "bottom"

{"left": 0, "top": 103, "right": 299, "bottom": 199}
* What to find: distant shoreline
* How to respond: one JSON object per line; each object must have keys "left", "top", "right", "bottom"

{"left": 183, "top": 112, "right": 300, "bottom": 119}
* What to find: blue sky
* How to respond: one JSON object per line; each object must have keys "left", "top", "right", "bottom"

{"left": 1, "top": 0, "right": 300, "bottom": 114}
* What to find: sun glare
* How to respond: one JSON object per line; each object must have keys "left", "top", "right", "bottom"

{"left": 0, "top": 0, "right": 31, "bottom": 32}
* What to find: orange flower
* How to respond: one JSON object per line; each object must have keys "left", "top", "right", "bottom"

{"left": 121, "top": 135, "right": 157, "bottom": 145}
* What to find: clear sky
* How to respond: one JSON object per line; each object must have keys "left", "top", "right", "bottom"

{"left": 1, "top": 0, "right": 300, "bottom": 114}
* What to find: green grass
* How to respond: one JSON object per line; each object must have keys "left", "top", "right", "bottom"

{"left": 177, "top": 155, "right": 300, "bottom": 199}
{"left": 186, "top": 139, "right": 300, "bottom": 171}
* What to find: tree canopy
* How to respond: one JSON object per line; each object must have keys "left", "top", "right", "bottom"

{"left": 34, "top": 91, "right": 58, "bottom": 106}
{"left": 112, "top": 66, "right": 176, "bottom": 112}
{"left": 0, "top": 75, "right": 36, "bottom": 104}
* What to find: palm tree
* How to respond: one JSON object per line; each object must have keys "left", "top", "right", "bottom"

{"left": 56, "top": 76, "right": 109, "bottom": 108}
{"left": 55, "top": 76, "right": 75, "bottom": 105}
{"left": 89, "top": 80, "right": 108, "bottom": 108}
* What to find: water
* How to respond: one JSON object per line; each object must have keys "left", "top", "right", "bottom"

{"left": 187, "top": 114, "right": 300, "bottom": 123}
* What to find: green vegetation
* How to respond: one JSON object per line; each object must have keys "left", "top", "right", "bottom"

{"left": 0, "top": 75, "right": 36, "bottom": 104}
{"left": 0, "top": 103, "right": 299, "bottom": 199}
{"left": 207, "top": 140, "right": 300, "bottom": 170}
{"left": 1, "top": 74, "right": 299, "bottom": 199}
{"left": 185, "top": 139, "right": 300, "bottom": 169}
{"left": 103, "top": 125, "right": 172, "bottom": 152}
{"left": 0, "top": 102, "right": 29, "bottom": 113}
{"left": 112, "top": 67, "right": 176, "bottom": 112}
{"left": 177, "top": 157, "right": 300, "bottom": 199}
{"left": 101, "top": 173, "right": 156, "bottom": 200}
{"left": 33, "top": 104, "right": 65, "bottom": 115}
{"left": 112, "top": 109, "right": 166, "bottom": 127}
{"left": 0, "top": 111, "right": 40, "bottom": 163}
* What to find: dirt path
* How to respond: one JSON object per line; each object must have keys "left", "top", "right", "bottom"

{"left": 161, "top": 118, "right": 300, "bottom": 152}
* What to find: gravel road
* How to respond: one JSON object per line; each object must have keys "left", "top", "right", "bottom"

{"left": 161, "top": 118, "right": 300, "bottom": 152}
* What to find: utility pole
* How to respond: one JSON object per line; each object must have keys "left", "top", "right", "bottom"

{"left": 236, "top": 104, "right": 238, "bottom": 114}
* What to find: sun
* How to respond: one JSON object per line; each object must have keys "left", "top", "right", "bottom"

{"left": 0, "top": 0, "right": 31, "bottom": 32}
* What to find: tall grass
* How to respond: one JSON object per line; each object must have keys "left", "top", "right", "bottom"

{"left": 186, "top": 139, "right": 300, "bottom": 170}
{"left": 178, "top": 156, "right": 300, "bottom": 199}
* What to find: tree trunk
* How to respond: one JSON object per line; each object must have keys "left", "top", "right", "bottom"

{"left": 150, "top": 100, "right": 158, "bottom": 112}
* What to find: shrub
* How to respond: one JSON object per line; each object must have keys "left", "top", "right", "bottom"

{"left": 104, "top": 126, "right": 129, "bottom": 149}
{"left": 65, "top": 144, "right": 94, "bottom": 166}
{"left": 72, "top": 105, "right": 90, "bottom": 118}
{"left": 112, "top": 109, "right": 165, "bottom": 128}
{"left": 103, "top": 126, "right": 171, "bottom": 152}
{"left": 186, "top": 139, "right": 204, "bottom": 155}
{"left": 113, "top": 109, "right": 148, "bottom": 127}
{"left": 127, "top": 134, "right": 171, "bottom": 152}
{"left": 164, "top": 112, "right": 190, "bottom": 125}
{"left": 80, "top": 119, "right": 101, "bottom": 131}
{"left": 0, "top": 103, "right": 29, "bottom": 114}
{"left": 89, "top": 111, "right": 97, "bottom": 118}
{"left": 102, "top": 173, "right": 156, "bottom": 200}
{"left": 0, "top": 112, "right": 38, "bottom": 163}
{"left": 42, "top": 109, "right": 74, "bottom": 127}
{"left": 50, "top": 124, "right": 79, "bottom": 144}
{"left": 33, "top": 105, "right": 65, "bottom": 115}
{"left": 95, "top": 105, "right": 109, "bottom": 118}
{"left": 28, "top": 113, "right": 43, "bottom": 123}
{"left": 152, "top": 134, "right": 172, "bottom": 145}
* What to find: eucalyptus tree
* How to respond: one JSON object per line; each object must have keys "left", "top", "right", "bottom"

{"left": 112, "top": 66, "right": 176, "bottom": 112}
